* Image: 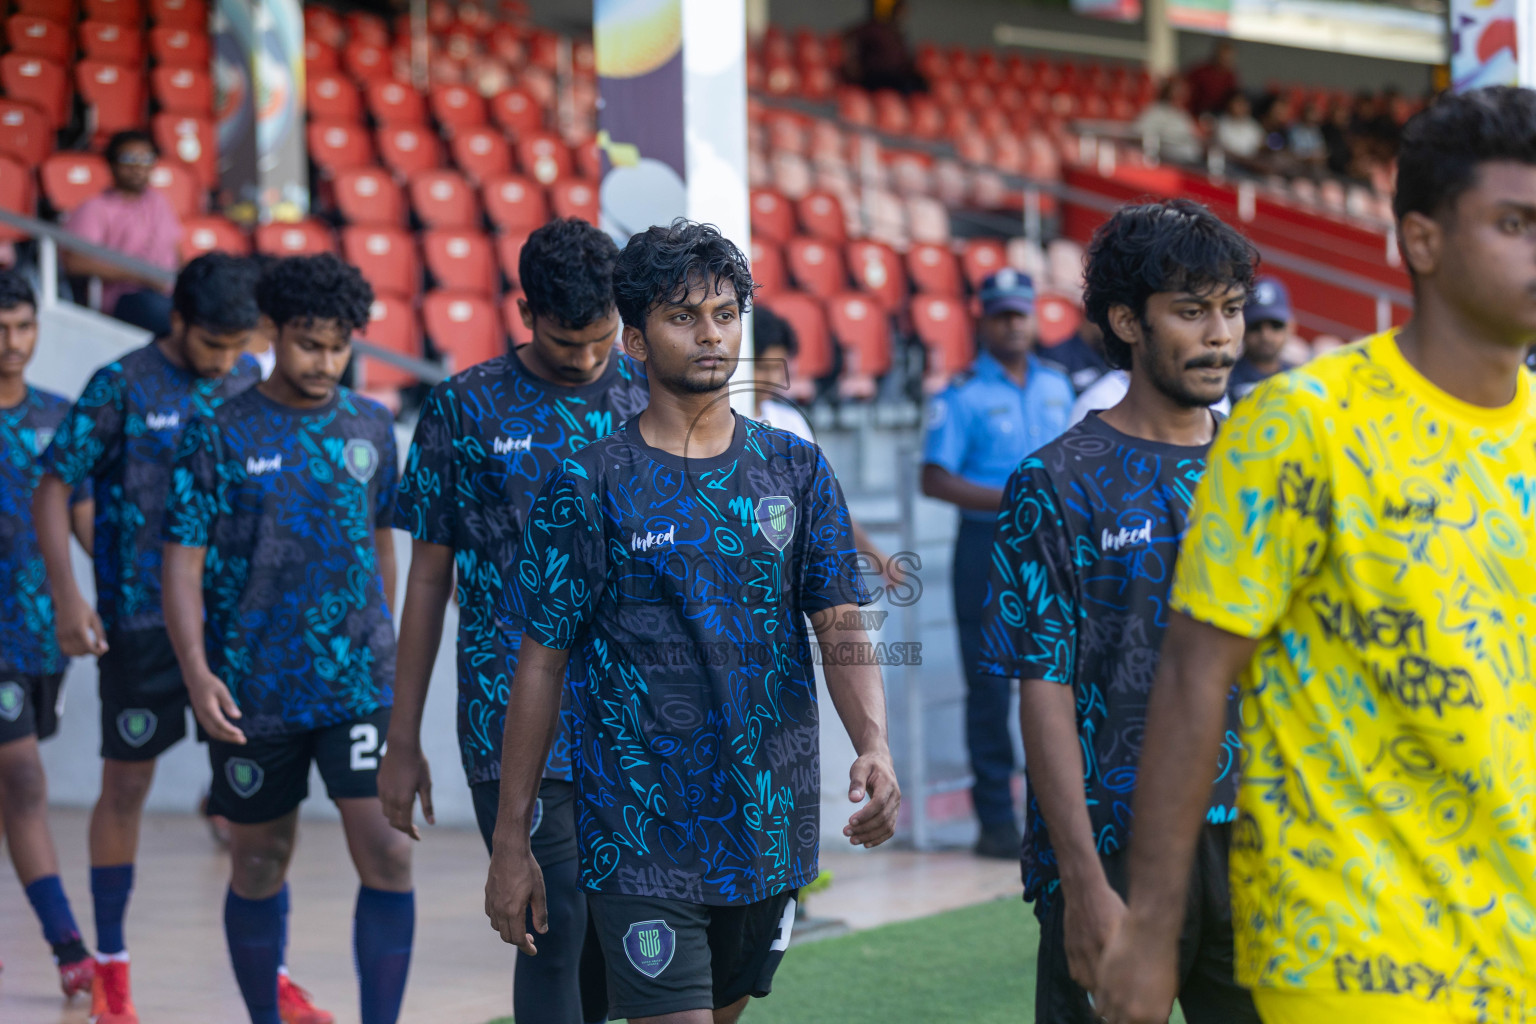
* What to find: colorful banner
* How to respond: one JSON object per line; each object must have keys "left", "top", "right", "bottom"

{"left": 1451, "top": 0, "right": 1518, "bottom": 90}
{"left": 214, "top": 0, "right": 307, "bottom": 222}
{"left": 213, "top": 0, "right": 259, "bottom": 220}
{"left": 1069, "top": 0, "right": 1143, "bottom": 24}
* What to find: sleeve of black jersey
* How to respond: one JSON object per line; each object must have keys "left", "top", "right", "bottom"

{"left": 38, "top": 364, "right": 125, "bottom": 488}
{"left": 163, "top": 416, "right": 219, "bottom": 549}
{"left": 797, "top": 449, "right": 873, "bottom": 612}
{"left": 392, "top": 383, "right": 456, "bottom": 545}
{"left": 978, "top": 460, "right": 1078, "bottom": 682}
{"left": 502, "top": 462, "right": 606, "bottom": 650}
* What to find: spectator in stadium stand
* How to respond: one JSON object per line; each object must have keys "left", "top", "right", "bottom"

{"left": 1183, "top": 40, "right": 1239, "bottom": 117}
{"left": 1286, "top": 100, "right": 1330, "bottom": 177}
{"left": 1213, "top": 92, "right": 1264, "bottom": 168}
{"left": 842, "top": 0, "right": 928, "bottom": 95}
{"left": 1322, "top": 100, "right": 1355, "bottom": 177}
{"left": 63, "top": 131, "right": 182, "bottom": 339}
{"left": 920, "top": 270, "right": 1073, "bottom": 861}
{"left": 1133, "top": 79, "right": 1204, "bottom": 165}
{"left": 1227, "top": 276, "right": 1299, "bottom": 402}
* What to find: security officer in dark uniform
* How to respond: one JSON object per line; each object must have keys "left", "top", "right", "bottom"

{"left": 920, "top": 270, "right": 1073, "bottom": 859}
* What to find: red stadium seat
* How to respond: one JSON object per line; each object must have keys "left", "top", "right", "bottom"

{"left": 41, "top": 152, "right": 110, "bottom": 213}
{"left": 846, "top": 240, "right": 905, "bottom": 312}
{"left": 149, "top": 0, "right": 205, "bottom": 28}
{"left": 179, "top": 215, "right": 249, "bottom": 259}
{"left": 152, "top": 65, "right": 212, "bottom": 115}
{"left": 961, "top": 238, "right": 1008, "bottom": 290}
{"left": 343, "top": 41, "right": 392, "bottom": 82}
{"left": 749, "top": 188, "right": 795, "bottom": 245}
{"left": 408, "top": 169, "right": 478, "bottom": 229}
{"left": 1035, "top": 291, "right": 1082, "bottom": 346}
{"left": 482, "top": 173, "right": 546, "bottom": 232}
{"left": 423, "top": 290, "right": 503, "bottom": 369}
{"left": 0, "top": 157, "right": 37, "bottom": 244}
{"left": 548, "top": 179, "right": 597, "bottom": 225}
{"left": 334, "top": 167, "right": 406, "bottom": 226}
{"left": 80, "top": 21, "right": 142, "bottom": 64}
{"left": 304, "top": 6, "right": 344, "bottom": 46}
{"left": 826, "top": 291, "right": 892, "bottom": 395}
{"left": 911, "top": 294, "right": 974, "bottom": 387}
{"left": 342, "top": 225, "right": 420, "bottom": 298}
{"left": 345, "top": 10, "right": 390, "bottom": 47}
{"left": 147, "top": 160, "right": 200, "bottom": 218}
{"left": 357, "top": 294, "right": 424, "bottom": 391}
{"left": 516, "top": 132, "right": 571, "bottom": 186}
{"left": 749, "top": 238, "right": 787, "bottom": 299}
{"left": 422, "top": 229, "right": 497, "bottom": 294}
{"left": 84, "top": 0, "right": 142, "bottom": 26}
{"left": 501, "top": 291, "right": 533, "bottom": 348}
{"left": 367, "top": 79, "right": 427, "bottom": 126}
{"left": 759, "top": 291, "right": 833, "bottom": 381}
{"left": 8, "top": 16, "right": 73, "bottom": 64}
{"left": 15, "top": 0, "right": 78, "bottom": 17}
{"left": 430, "top": 83, "right": 486, "bottom": 129}
{"left": 572, "top": 136, "right": 601, "bottom": 182}
{"left": 0, "top": 99, "right": 54, "bottom": 167}
{"left": 796, "top": 190, "right": 847, "bottom": 243}
{"left": 495, "top": 230, "right": 533, "bottom": 287}
{"left": 785, "top": 237, "right": 847, "bottom": 299}
{"left": 906, "top": 243, "right": 964, "bottom": 296}
{"left": 2, "top": 55, "right": 70, "bottom": 129}
{"left": 254, "top": 219, "right": 337, "bottom": 256}
{"left": 378, "top": 125, "right": 444, "bottom": 179}
{"left": 153, "top": 113, "right": 217, "bottom": 189}
{"left": 306, "top": 71, "right": 361, "bottom": 122}
{"left": 450, "top": 127, "right": 513, "bottom": 185}
{"left": 307, "top": 121, "right": 374, "bottom": 176}
{"left": 490, "top": 87, "right": 542, "bottom": 136}
{"left": 77, "top": 61, "right": 144, "bottom": 137}
{"left": 149, "top": 27, "right": 209, "bottom": 67}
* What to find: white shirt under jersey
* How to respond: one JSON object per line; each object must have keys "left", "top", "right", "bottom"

{"left": 1068, "top": 370, "right": 1231, "bottom": 426}
{"left": 756, "top": 397, "right": 815, "bottom": 442}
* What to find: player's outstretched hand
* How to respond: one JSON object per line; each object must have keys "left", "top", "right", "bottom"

{"left": 843, "top": 750, "right": 900, "bottom": 848}
{"left": 1092, "top": 912, "right": 1179, "bottom": 1024}
{"left": 186, "top": 670, "right": 245, "bottom": 745}
{"left": 56, "top": 594, "right": 108, "bottom": 657}
{"left": 486, "top": 841, "right": 547, "bottom": 956}
{"left": 379, "top": 742, "right": 434, "bottom": 840}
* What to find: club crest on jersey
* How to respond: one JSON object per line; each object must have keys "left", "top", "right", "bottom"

{"left": 0, "top": 681, "right": 24, "bottom": 722}
{"left": 623, "top": 920, "right": 676, "bottom": 978}
{"left": 117, "top": 709, "right": 157, "bottom": 747}
{"left": 33, "top": 428, "right": 54, "bottom": 455}
{"left": 755, "top": 495, "right": 797, "bottom": 551}
{"left": 343, "top": 439, "right": 379, "bottom": 483}
{"left": 226, "top": 758, "right": 264, "bottom": 798}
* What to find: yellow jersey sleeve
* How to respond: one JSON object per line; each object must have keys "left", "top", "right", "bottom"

{"left": 1171, "top": 375, "right": 1331, "bottom": 639}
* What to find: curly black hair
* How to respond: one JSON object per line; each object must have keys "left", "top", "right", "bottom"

{"left": 0, "top": 269, "right": 36, "bottom": 312}
{"left": 255, "top": 253, "right": 374, "bottom": 334}
{"left": 172, "top": 253, "right": 261, "bottom": 334}
{"left": 612, "top": 219, "right": 754, "bottom": 331}
{"left": 104, "top": 129, "right": 158, "bottom": 165}
{"left": 1395, "top": 87, "right": 1536, "bottom": 227}
{"left": 1082, "top": 199, "right": 1258, "bottom": 371}
{"left": 519, "top": 217, "right": 619, "bottom": 328}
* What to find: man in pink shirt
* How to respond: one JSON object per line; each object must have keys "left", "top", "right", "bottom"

{"left": 65, "top": 131, "right": 182, "bottom": 337}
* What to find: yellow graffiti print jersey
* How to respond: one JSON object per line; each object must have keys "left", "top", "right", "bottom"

{"left": 1172, "top": 331, "right": 1536, "bottom": 1023}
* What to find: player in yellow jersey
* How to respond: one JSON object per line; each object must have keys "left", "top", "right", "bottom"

{"left": 1093, "top": 86, "right": 1536, "bottom": 1024}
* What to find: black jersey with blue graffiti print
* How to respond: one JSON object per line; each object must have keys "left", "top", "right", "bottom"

{"left": 38, "top": 343, "right": 258, "bottom": 635}
{"left": 978, "top": 412, "right": 1240, "bottom": 908}
{"left": 163, "top": 387, "right": 398, "bottom": 739}
{"left": 394, "top": 349, "right": 647, "bottom": 786}
{"left": 507, "top": 413, "right": 870, "bottom": 906}
{"left": 0, "top": 387, "right": 88, "bottom": 676}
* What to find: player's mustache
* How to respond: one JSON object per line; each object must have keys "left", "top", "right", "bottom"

{"left": 1185, "top": 354, "right": 1236, "bottom": 370}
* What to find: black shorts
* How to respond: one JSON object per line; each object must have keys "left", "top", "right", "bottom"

{"left": 207, "top": 708, "right": 390, "bottom": 824}
{"left": 98, "top": 628, "right": 193, "bottom": 761}
{"left": 587, "top": 890, "right": 797, "bottom": 1019}
{"left": 471, "top": 777, "right": 580, "bottom": 865}
{"left": 0, "top": 672, "right": 66, "bottom": 745}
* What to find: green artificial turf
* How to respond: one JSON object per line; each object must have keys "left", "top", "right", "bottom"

{"left": 485, "top": 897, "right": 1189, "bottom": 1023}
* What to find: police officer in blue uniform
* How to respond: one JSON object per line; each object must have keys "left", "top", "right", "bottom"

{"left": 920, "top": 269, "right": 1073, "bottom": 859}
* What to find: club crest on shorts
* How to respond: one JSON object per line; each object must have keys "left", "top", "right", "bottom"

{"left": 0, "top": 681, "right": 24, "bottom": 722}
{"left": 343, "top": 438, "right": 379, "bottom": 483}
{"left": 755, "top": 495, "right": 797, "bottom": 551}
{"left": 623, "top": 920, "right": 676, "bottom": 978}
{"left": 117, "top": 709, "right": 157, "bottom": 747}
{"left": 529, "top": 797, "right": 544, "bottom": 837}
{"left": 226, "top": 758, "right": 264, "bottom": 798}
